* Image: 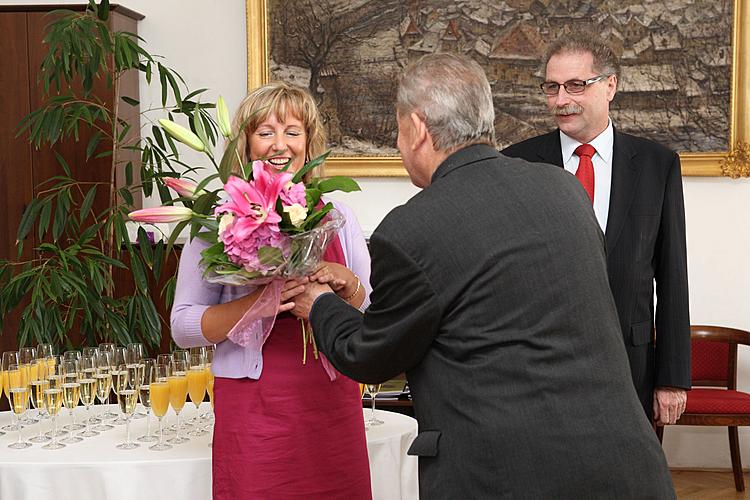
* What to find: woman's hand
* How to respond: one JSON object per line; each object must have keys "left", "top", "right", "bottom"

{"left": 279, "top": 277, "right": 308, "bottom": 312}
{"left": 309, "top": 262, "right": 360, "bottom": 300}
{"left": 308, "top": 262, "right": 347, "bottom": 292}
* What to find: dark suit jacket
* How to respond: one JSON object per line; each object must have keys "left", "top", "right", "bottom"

{"left": 311, "top": 145, "right": 675, "bottom": 499}
{"left": 502, "top": 129, "right": 691, "bottom": 418}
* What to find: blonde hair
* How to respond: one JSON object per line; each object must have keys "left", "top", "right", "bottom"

{"left": 230, "top": 81, "right": 327, "bottom": 178}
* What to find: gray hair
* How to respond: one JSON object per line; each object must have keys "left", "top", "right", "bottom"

{"left": 542, "top": 31, "right": 621, "bottom": 78}
{"left": 397, "top": 53, "right": 495, "bottom": 152}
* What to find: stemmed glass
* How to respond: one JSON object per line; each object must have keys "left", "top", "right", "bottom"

{"left": 167, "top": 359, "right": 189, "bottom": 444}
{"left": 110, "top": 347, "right": 128, "bottom": 425}
{"left": 44, "top": 355, "right": 66, "bottom": 438}
{"left": 97, "top": 343, "right": 118, "bottom": 420}
{"left": 60, "top": 360, "right": 83, "bottom": 444}
{"left": 186, "top": 352, "right": 208, "bottom": 436}
{"left": 364, "top": 384, "right": 384, "bottom": 427}
{"left": 2, "top": 351, "right": 21, "bottom": 432}
{"left": 115, "top": 363, "right": 139, "bottom": 449}
{"left": 149, "top": 363, "right": 172, "bottom": 451}
{"left": 28, "top": 359, "right": 51, "bottom": 443}
{"left": 36, "top": 343, "right": 54, "bottom": 358}
{"left": 127, "top": 343, "right": 147, "bottom": 419}
{"left": 7, "top": 363, "right": 31, "bottom": 449}
{"left": 137, "top": 359, "right": 158, "bottom": 443}
{"left": 18, "top": 347, "right": 37, "bottom": 424}
{"left": 77, "top": 355, "right": 99, "bottom": 438}
{"left": 92, "top": 350, "right": 114, "bottom": 432}
{"left": 42, "top": 375, "right": 65, "bottom": 450}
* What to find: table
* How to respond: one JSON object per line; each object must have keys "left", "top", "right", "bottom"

{"left": 0, "top": 404, "right": 418, "bottom": 500}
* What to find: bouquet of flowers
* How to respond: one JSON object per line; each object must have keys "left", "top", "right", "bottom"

{"left": 128, "top": 97, "right": 359, "bottom": 367}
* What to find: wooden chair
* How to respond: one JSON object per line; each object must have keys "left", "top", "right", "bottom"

{"left": 659, "top": 325, "right": 750, "bottom": 491}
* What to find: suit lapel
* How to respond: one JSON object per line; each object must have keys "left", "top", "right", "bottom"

{"left": 536, "top": 130, "right": 564, "bottom": 167}
{"left": 605, "top": 130, "right": 641, "bottom": 255}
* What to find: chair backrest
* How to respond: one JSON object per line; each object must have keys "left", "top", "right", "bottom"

{"left": 690, "top": 325, "right": 750, "bottom": 389}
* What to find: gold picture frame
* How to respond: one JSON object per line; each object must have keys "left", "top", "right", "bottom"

{"left": 247, "top": 0, "right": 749, "bottom": 177}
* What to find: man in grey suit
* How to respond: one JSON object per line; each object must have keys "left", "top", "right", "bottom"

{"left": 286, "top": 53, "right": 675, "bottom": 498}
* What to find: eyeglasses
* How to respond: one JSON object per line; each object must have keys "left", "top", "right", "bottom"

{"left": 540, "top": 74, "right": 611, "bottom": 96}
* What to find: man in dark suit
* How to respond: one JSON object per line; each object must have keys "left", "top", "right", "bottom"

{"left": 502, "top": 32, "right": 690, "bottom": 426}
{"left": 285, "top": 53, "right": 675, "bottom": 498}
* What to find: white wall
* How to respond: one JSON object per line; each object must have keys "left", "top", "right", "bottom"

{"left": 7, "top": 0, "right": 750, "bottom": 469}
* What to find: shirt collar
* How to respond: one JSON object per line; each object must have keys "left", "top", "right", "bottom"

{"left": 559, "top": 119, "right": 614, "bottom": 164}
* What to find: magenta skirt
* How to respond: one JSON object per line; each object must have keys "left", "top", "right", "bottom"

{"left": 212, "top": 315, "right": 372, "bottom": 500}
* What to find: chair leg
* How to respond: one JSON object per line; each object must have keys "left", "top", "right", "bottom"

{"left": 729, "top": 426, "right": 745, "bottom": 491}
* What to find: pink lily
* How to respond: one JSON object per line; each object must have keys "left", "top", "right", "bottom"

{"left": 128, "top": 206, "right": 194, "bottom": 223}
{"left": 164, "top": 177, "right": 206, "bottom": 199}
{"left": 216, "top": 161, "right": 292, "bottom": 239}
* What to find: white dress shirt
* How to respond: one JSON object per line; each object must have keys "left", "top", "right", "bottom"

{"left": 560, "top": 120, "right": 614, "bottom": 232}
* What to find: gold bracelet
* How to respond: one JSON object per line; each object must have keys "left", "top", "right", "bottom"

{"left": 343, "top": 276, "right": 361, "bottom": 301}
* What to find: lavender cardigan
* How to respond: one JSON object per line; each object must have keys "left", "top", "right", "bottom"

{"left": 170, "top": 199, "right": 371, "bottom": 379}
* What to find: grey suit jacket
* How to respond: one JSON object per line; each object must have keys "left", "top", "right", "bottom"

{"left": 502, "top": 129, "right": 691, "bottom": 418}
{"left": 311, "top": 145, "right": 675, "bottom": 498}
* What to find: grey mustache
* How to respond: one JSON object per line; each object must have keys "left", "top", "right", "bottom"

{"left": 552, "top": 104, "right": 583, "bottom": 115}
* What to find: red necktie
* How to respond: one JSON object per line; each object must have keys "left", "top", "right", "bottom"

{"left": 574, "top": 144, "right": 596, "bottom": 203}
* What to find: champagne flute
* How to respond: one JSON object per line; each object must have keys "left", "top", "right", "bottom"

{"left": 34, "top": 346, "right": 53, "bottom": 421}
{"left": 98, "top": 343, "right": 118, "bottom": 419}
{"left": 365, "top": 384, "right": 384, "bottom": 426}
{"left": 28, "top": 359, "right": 51, "bottom": 443}
{"left": 2, "top": 351, "right": 20, "bottom": 432}
{"left": 115, "top": 363, "right": 139, "bottom": 449}
{"left": 126, "top": 343, "right": 147, "bottom": 419}
{"left": 60, "top": 360, "right": 83, "bottom": 443}
{"left": 36, "top": 343, "right": 54, "bottom": 358}
{"left": 44, "top": 355, "right": 67, "bottom": 438}
{"left": 0, "top": 363, "right": 5, "bottom": 435}
{"left": 149, "top": 363, "right": 172, "bottom": 451}
{"left": 167, "top": 360, "right": 189, "bottom": 444}
{"left": 82, "top": 347, "right": 98, "bottom": 358}
{"left": 18, "top": 347, "right": 37, "bottom": 425}
{"left": 77, "top": 355, "right": 99, "bottom": 437}
{"left": 110, "top": 347, "right": 128, "bottom": 425}
{"left": 42, "top": 381, "right": 65, "bottom": 450}
{"left": 137, "top": 359, "right": 158, "bottom": 443}
{"left": 92, "top": 350, "right": 114, "bottom": 431}
{"left": 7, "top": 363, "right": 31, "bottom": 449}
{"left": 186, "top": 352, "right": 208, "bottom": 436}
{"left": 61, "top": 357, "right": 84, "bottom": 432}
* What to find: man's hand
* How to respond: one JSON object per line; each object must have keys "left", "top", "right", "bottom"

{"left": 281, "top": 278, "right": 334, "bottom": 320}
{"left": 653, "top": 387, "right": 688, "bottom": 425}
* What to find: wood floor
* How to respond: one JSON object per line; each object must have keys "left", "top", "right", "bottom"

{"left": 672, "top": 470, "right": 749, "bottom": 499}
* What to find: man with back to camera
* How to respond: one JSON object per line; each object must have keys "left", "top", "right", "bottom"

{"left": 283, "top": 52, "right": 676, "bottom": 498}
{"left": 502, "top": 31, "right": 691, "bottom": 427}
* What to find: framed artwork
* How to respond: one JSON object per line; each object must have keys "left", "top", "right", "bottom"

{"left": 247, "top": 0, "right": 749, "bottom": 177}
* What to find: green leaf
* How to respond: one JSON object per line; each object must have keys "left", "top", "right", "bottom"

{"left": 54, "top": 151, "right": 72, "bottom": 177}
{"left": 129, "top": 251, "right": 148, "bottom": 293}
{"left": 218, "top": 134, "right": 241, "bottom": 183}
{"left": 16, "top": 198, "right": 42, "bottom": 249}
{"left": 166, "top": 219, "right": 190, "bottom": 256}
{"left": 97, "top": 0, "right": 110, "bottom": 21}
{"left": 317, "top": 176, "right": 361, "bottom": 194}
{"left": 137, "top": 227, "right": 154, "bottom": 268}
{"left": 292, "top": 151, "right": 330, "bottom": 183}
{"left": 80, "top": 186, "right": 97, "bottom": 221}
{"left": 152, "top": 240, "right": 165, "bottom": 279}
{"left": 124, "top": 161, "right": 133, "bottom": 186}
{"left": 86, "top": 130, "right": 103, "bottom": 160}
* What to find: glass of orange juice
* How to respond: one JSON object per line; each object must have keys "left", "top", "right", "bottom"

{"left": 149, "top": 363, "right": 171, "bottom": 451}
{"left": 167, "top": 360, "right": 189, "bottom": 445}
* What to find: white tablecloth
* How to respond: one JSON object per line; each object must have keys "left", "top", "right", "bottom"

{"left": 0, "top": 404, "right": 418, "bottom": 500}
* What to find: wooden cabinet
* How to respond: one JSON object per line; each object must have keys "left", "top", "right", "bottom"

{"left": 0, "top": 5, "right": 144, "bottom": 354}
